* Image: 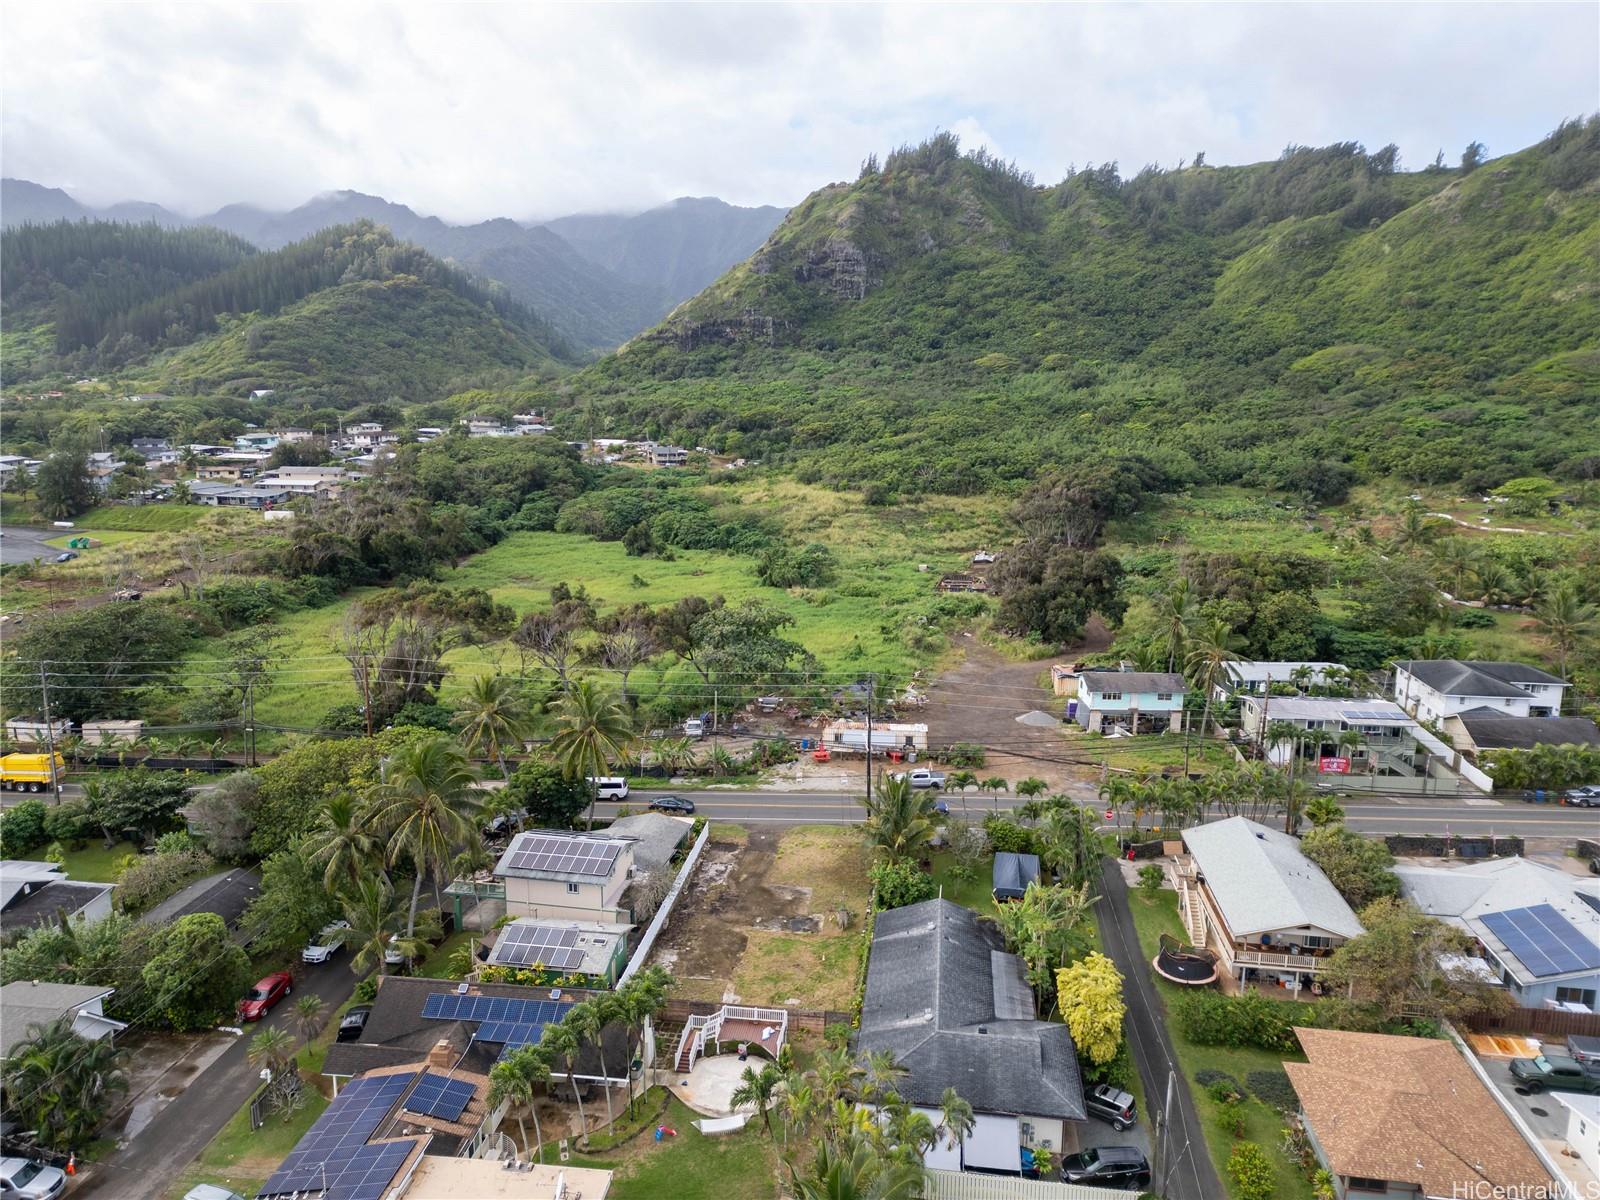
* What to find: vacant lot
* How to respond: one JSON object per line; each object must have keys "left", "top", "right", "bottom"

{"left": 651, "top": 824, "right": 870, "bottom": 1011}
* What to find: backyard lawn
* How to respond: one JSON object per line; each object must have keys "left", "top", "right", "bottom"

{"left": 1127, "top": 889, "right": 1315, "bottom": 1200}
{"left": 415, "top": 930, "right": 475, "bottom": 979}
{"left": 55, "top": 840, "right": 141, "bottom": 883}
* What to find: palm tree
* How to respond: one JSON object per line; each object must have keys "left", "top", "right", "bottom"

{"left": 366, "top": 737, "right": 480, "bottom": 937}
{"left": 340, "top": 873, "right": 414, "bottom": 977}
{"left": 795, "top": 1130, "right": 926, "bottom": 1200}
{"left": 937, "top": 1086, "right": 975, "bottom": 1168}
{"left": 566, "top": 999, "right": 615, "bottom": 1128}
{"left": 945, "top": 769, "right": 978, "bottom": 817}
{"left": 861, "top": 1049, "right": 909, "bottom": 1103}
{"left": 248, "top": 1026, "right": 296, "bottom": 1076}
{"left": 1158, "top": 577, "right": 1195, "bottom": 673}
{"left": 539, "top": 1021, "right": 587, "bottom": 1135}
{"left": 455, "top": 673, "right": 529, "bottom": 780}
{"left": 860, "top": 773, "right": 937, "bottom": 865}
{"left": 1014, "top": 777, "right": 1048, "bottom": 803}
{"left": 615, "top": 966, "right": 668, "bottom": 1115}
{"left": 305, "top": 795, "right": 382, "bottom": 892}
{"left": 810, "top": 1043, "right": 866, "bottom": 1105}
{"left": 1391, "top": 503, "right": 1434, "bottom": 556}
{"left": 1184, "top": 618, "right": 1243, "bottom": 772}
{"left": 731, "top": 1061, "right": 783, "bottom": 1138}
{"left": 0, "top": 1018, "right": 128, "bottom": 1150}
{"left": 980, "top": 776, "right": 1008, "bottom": 814}
{"left": 1530, "top": 584, "right": 1595, "bottom": 680}
{"left": 1432, "top": 538, "right": 1479, "bottom": 598}
{"left": 548, "top": 680, "right": 633, "bottom": 829}
{"left": 780, "top": 1074, "right": 816, "bottom": 1152}
{"left": 1303, "top": 794, "right": 1346, "bottom": 828}
{"left": 490, "top": 1044, "right": 551, "bottom": 1161}
{"left": 292, "top": 994, "right": 325, "bottom": 1044}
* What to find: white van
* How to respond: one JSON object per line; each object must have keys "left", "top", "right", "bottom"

{"left": 589, "top": 777, "right": 629, "bottom": 801}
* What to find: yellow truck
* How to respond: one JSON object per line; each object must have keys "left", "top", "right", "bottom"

{"left": 0, "top": 753, "right": 64, "bottom": 792}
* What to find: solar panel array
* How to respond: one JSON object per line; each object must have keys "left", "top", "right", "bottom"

{"left": 1340, "top": 708, "right": 1403, "bottom": 721}
{"left": 403, "top": 1072, "right": 476, "bottom": 1123}
{"left": 503, "top": 832, "right": 621, "bottom": 877}
{"left": 420, "top": 991, "right": 571, "bottom": 1026}
{"left": 1480, "top": 904, "right": 1600, "bottom": 978}
{"left": 473, "top": 1020, "right": 546, "bottom": 1047}
{"left": 492, "top": 922, "right": 586, "bottom": 969}
{"left": 258, "top": 1072, "right": 415, "bottom": 1200}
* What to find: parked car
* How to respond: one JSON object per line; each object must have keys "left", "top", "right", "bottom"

{"left": 301, "top": 920, "right": 351, "bottom": 964}
{"left": 1568, "top": 1034, "right": 1600, "bottom": 1068}
{"left": 648, "top": 795, "right": 696, "bottom": 814}
{"left": 0, "top": 1158, "right": 66, "bottom": 1200}
{"left": 1562, "top": 785, "right": 1600, "bottom": 807}
{"left": 237, "top": 971, "right": 293, "bottom": 1021}
{"left": 1509, "top": 1053, "right": 1600, "bottom": 1093}
{"left": 588, "top": 777, "right": 629, "bottom": 801}
{"left": 1059, "top": 1145, "right": 1150, "bottom": 1188}
{"left": 52, "top": 553, "right": 75, "bottom": 564}
{"left": 1085, "top": 1083, "right": 1139, "bottom": 1131}
{"left": 890, "top": 768, "right": 945, "bottom": 789}
{"left": 182, "top": 1186, "right": 246, "bottom": 1200}
{"left": 683, "top": 718, "right": 705, "bottom": 738}
{"left": 336, "top": 1005, "right": 372, "bottom": 1043}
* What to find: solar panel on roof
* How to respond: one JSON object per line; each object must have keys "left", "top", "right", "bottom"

{"left": 258, "top": 1073, "right": 416, "bottom": 1198}
{"left": 404, "top": 1072, "right": 476, "bottom": 1122}
{"left": 493, "top": 923, "right": 587, "bottom": 969}
{"left": 505, "top": 833, "right": 621, "bottom": 876}
{"left": 421, "top": 990, "right": 573, "bottom": 1028}
{"left": 474, "top": 1019, "right": 547, "bottom": 1047}
{"left": 1481, "top": 904, "right": 1600, "bottom": 978}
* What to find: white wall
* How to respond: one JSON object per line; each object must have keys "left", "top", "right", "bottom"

{"left": 962, "top": 1113, "right": 1021, "bottom": 1172}
{"left": 1565, "top": 1102, "right": 1600, "bottom": 1181}
{"left": 914, "top": 1108, "right": 962, "bottom": 1170}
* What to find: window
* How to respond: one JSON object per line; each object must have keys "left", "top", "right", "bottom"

{"left": 1299, "top": 935, "right": 1332, "bottom": 949}
{"left": 1101, "top": 692, "right": 1123, "bottom": 702}
{"left": 566, "top": 882, "right": 581, "bottom": 895}
{"left": 1345, "top": 1178, "right": 1390, "bottom": 1193}
{"left": 1556, "top": 987, "right": 1597, "bottom": 1008}
{"left": 1156, "top": 693, "right": 1174, "bottom": 701}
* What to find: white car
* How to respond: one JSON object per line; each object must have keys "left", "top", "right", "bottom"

{"left": 301, "top": 920, "right": 351, "bottom": 964}
{"left": 0, "top": 1158, "right": 66, "bottom": 1200}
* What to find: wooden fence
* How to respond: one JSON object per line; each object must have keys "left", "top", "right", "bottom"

{"left": 660, "top": 998, "right": 850, "bottom": 1036}
{"left": 1464, "top": 1006, "right": 1600, "bottom": 1039}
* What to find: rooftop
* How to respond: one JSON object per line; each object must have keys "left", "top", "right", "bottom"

{"left": 1223, "top": 661, "right": 1343, "bottom": 684}
{"left": 494, "top": 830, "right": 629, "bottom": 883}
{"left": 598, "top": 811, "right": 690, "bottom": 875}
{"left": 399, "top": 1157, "right": 612, "bottom": 1200}
{"left": 1285, "top": 1028, "right": 1551, "bottom": 1196}
{"left": 0, "top": 879, "right": 112, "bottom": 932}
{"left": 1077, "top": 670, "right": 1186, "bottom": 693}
{"left": 1396, "top": 659, "right": 1567, "bottom": 698}
{"left": 0, "top": 981, "right": 115, "bottom": 1058}
{"left": 857, "top": 899, "right": 1085, "bottom": 1120}
{"left": 1453, "top": 713, "right": 1600, "bottom": 750}
{"left": 1181, "top": 816, "right": 1364, "bottom": 940}
{"left": 484, "top": 918, "right": 628, "bottom": 975}
{"left": 1243, "top": 696, "right": 1412, "bottom": 724}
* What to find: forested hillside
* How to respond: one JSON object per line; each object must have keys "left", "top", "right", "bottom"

{"left": 567, "top": 120, "right": 1600, "bottom": 498}
{"left": 2, "top": 221, "right": 572, "bottom": 400}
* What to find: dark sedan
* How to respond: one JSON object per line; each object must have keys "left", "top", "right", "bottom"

{"left": 648, "top": 795, "right": 696, "bottom": 814}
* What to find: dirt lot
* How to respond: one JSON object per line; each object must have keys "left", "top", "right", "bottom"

{"left": 650, "top": 825, "right": 870, "bottom": 1010}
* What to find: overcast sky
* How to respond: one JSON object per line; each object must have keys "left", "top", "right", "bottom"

{"left": 3, "top": 2, "right": 1595, "bottom": 223}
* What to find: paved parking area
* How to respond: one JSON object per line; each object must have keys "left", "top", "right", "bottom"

{"left": 1479, "top": 1051, "right": 1600, "bottom": 1196}
{"left": 1067, "top": 1110, "right": 1153, "bottom": 1161}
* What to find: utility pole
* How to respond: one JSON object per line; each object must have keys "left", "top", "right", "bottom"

{"left": 863, "top": 673, "right": 876, "bottom": 803}
{"left": 244, "top": 679, "right": 257, "bottom": 768}
{"left": 37, "top": 662, "right": 62, "bottom": 804}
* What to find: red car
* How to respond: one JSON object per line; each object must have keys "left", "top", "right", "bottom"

{"left": 238, "top": 971, "right": 293, "bottom": 1021}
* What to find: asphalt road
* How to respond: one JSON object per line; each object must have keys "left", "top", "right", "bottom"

{"left": 605, "top": 789, "right": 1600, "bottom": 838}
{"left": 77, "top": 955, "right": 360, "bottom": 1200}
{"left": 0, "top": 525, "right": 62, "bottom": 565}
{"left": 1096, "top": 858, "right": 1224, "bottom": 1200}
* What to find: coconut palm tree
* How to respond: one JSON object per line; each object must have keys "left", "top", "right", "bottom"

{"left": 1432, "top": 537, "right": 1480, "bottom": 598}
{"left": 860, "top": 773, "right": 937, "bottom": 865}
{"left": 365, "top": 737, "right": 480, "bottom": 937}
{"left": 979, "top": 776, "right": 1009, "bottom": 814}
{"left": 0, "top": 1018, "right": 128, "bottom": 1150}
{"left": 248, "top": 1026, "right": 296, "bottom": 1076}
{"left": 1530, "top": 584, "right": 1595, "bottom": 681}
{"left": 292, "top": 994, "right": 325, "bottom": 1044}
{"left": 455, "top": 673, "right": 529, "bottom": 780}
{"left": 566, "top": 999, "right": 616, "bottom": 1128}
{"left": 937, "top": 1087, "right": 975, "bottom": 1168}
{"left": 731, "top": 1061, "right": 783, "bottom": 1138}
{"left": 1184, "top": 618, "right": 1243, "bottom": 771}
{"left": 305, "top": 795, "right": 382, "bottom": 892}
{"left": 1391, "top": 503, "right": 1435, "bottom": 556}
{"left": 340, "top": 873, "right": 416, "bottom": 977}
{"left": 538, "top": 1021, "right": 587, "bottom": 1135}
{"left": 490, "top": 1043, "right": 552, "bottom": 1161}
{"left": 548, "top": 681, "right": 633, "bottom": 829}
{"left": 1157, "top": 577, "right": 1195, "bottom": 673}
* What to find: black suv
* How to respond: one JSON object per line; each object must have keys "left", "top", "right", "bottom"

{"left": 1084, "top": 1083, "right": 1138, "bottom": 1131}
{"left": 1060, "top": 1146, "right": 1150, "bottom": 1189}
{"left": 648, "top": 796, "right": 696, "bottom": 814}
{"left": 336, "top": 1005, "right": 372, "bottom": 1043}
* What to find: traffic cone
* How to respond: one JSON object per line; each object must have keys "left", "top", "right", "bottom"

{"left": 65, "top": 1153, "right": 76, "bottom": 1176}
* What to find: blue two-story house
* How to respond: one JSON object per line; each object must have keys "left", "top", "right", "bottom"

{"left": 1073, "top": 670, "right": 1186, "bottom": 735}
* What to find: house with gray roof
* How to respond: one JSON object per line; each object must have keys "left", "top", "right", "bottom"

{"left": 1177, "top": 817, "right": 1363, "bottom": 993}
{"left": 1443, "top": 709, "right": 1600, "bottom": 760}
{"left": 0, "top": 860, "right": 114, "bottom": 933}
{"left": 1394, "top": 659, "right": 1568, "bottom": 724}
{"left": 856, "top": 899, "right": 1085, "bottom": 1174}
{"left": 1072, "top": 670, "right": 1185, "bottom": 734}
{"left": 0, "top": 981, "right": 126, "bottom": 1059}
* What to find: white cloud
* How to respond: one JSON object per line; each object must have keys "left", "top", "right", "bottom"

{"left": 1, "top": 1, "right": 1593, "bottom": 221}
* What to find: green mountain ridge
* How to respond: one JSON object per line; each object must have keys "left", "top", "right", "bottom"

{"left": 568, "top": 122, "right": 1598, "bottom": 497}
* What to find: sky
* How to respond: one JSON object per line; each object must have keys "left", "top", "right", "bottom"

{"left": 2, "top": 1, "right": 1595, "bottom": 223}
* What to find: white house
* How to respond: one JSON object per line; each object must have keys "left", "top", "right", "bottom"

{"left": 821, "top": 719, "right": 928, "bottom": 753}
{"left": 1555, "top": 1094, "right": 1600, "bottom": 1183}
{"left": 1072, "top": 671, "right": 1185, "bottom": 734}
{"left": 1393, "top": 659, "right": 1568, "bottom": 723}
{"left": 1213, "top": 661, "right": 1347, "bottom": 702}
{"left": 492, "top": 830, "right": 637, "bottom": 924}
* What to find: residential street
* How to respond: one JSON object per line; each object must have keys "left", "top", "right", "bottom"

{"left": 75, "top": 956, "right": 360, "bottom": 1200}
{"left": 1096, "top": 858, "right": 1225, "bottom": 1200}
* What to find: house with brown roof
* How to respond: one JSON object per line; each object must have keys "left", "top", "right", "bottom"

{"left": 1285, "top": 1027, "right": 1553, "bottom": 1200}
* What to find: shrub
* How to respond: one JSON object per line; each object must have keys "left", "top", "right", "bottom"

{"left": 1205, "top": 1077, "right": 1245, "bottom": 1105}
{"left": 1195, "top": 1068, "right": 1241, "bottom": 1091}
{"left": 943, "top": 742, "right": 986, "bottom": 768}
{"left": 116, "top": 848, "right": 215, "bottom": 915}
{"left": 869, "top": 860, "right": 937, "bottom": 909}
{"left": 982, "top": 816, "right": 1037, "bottom": 855}
{"left": 1173, "top": 991, "right": 1307, "bottom": 1054}
{"left": 1246, "top": 1068, "right": 1299, "bottom": 1113}
{"left": 0, "top": 799, "right": 49, "bottom": 856}
{"left": 1137, "top": 863, "right": 1165, "bottom": 894}
{"left": 353, "top": 978, "right": 379, "bottom": 1004}
{"left": 42, "top": 801, "right": 96, "bottom": 846}
{"left": 1227, "top": 1142, "right": 1276, "bottom": 1200}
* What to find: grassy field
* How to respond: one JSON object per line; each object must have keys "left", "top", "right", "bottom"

{"left": 1126, "top": 889, "right": 1314, "bottom": 1200}
{"left": 55, "top": 840, "right": 142, "bottom": 882}
{"left": 1061, "top": 728, "right": 1240, "bottom": 776}
{"left": 415, "top": 929, "right": 474, "bottom": 979}
{"left": 73, "top": 504, "right": 215, "bottom": 532}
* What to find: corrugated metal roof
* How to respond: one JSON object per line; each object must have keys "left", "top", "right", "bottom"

{"left": 924, "top": 1168, "right": 1132, "bottom": 1200}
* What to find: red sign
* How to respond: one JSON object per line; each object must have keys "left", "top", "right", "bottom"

{"left": 1319, "top": 757, "right": 1351, "bottom": 774}
{"left": 1104, "top": 809, "right": 1115, "bottom": 821}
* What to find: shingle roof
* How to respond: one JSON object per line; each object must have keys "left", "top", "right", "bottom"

{"left": 1285, "top": 1028, "right": 1551, "bottom": 1196}
{"left": 1455, "top": 714, "right": 1600, "bottom": 750}
{"left": 0, "top": 981, "right": 114, "bottom": 1058}
{"left": 857, "top": 900, "right": 1085, "bottom": 1119}
{"left": 1181, "top": 817, "right": 1363, "bottom": 940}
{"left": 0, "top": 880, "right": 111, "bottom": 931}
{"left": 1078, "top": 671, "right": 1185, "bottom": 694}
{"left": 600, "top": 812, "right": 690, "bottom": 875}
{"left": 1396, "top": 659, "right": 1566, "bottom": 698}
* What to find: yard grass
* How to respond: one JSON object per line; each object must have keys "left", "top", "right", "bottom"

{"left": 1060, "top": 728, "right": 1239, "bottom": 776}
{"left": 731, "top": 931, "right": 862, "bottom": 1011}
{"left": 44, "top": 529, "right": 153, "bottom": 549}
{"left": 415, "top": 929, "right": 475, "bottom": 979}
{"left": 55, "top": 839, "right": 141, "bottom": 883}
{"left": 73, "top": 504, "right": 215, "bottom": 532}
{"left": 927, "top": 849, "right": 997, "bottom": 914}
{"left": 1126, "top": 889, "right": 1314, "bottom": 1200}
{"left": 707, "top": 822, "right": 749, "bottom": 845}
{"left": 162, "top": 1078, "right": 330, "bottom": 1200}
{"left": 536, "top": 1095, "right": 781, "bottom": 1200}
{"left": 765, "top": 825, "right": 872, "bottom": 914}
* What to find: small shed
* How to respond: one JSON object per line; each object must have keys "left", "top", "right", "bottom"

{"left": 992, "top": 852, "right": 1041, "bottom": 902}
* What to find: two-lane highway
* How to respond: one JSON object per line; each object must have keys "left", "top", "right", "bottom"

{"left": 608, "top": 789, "right": 1600, "bottom": 838}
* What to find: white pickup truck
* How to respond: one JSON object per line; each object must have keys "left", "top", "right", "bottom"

{"left": 301, "top": 920, "right": 351, "bottom": 964}
{"left": 890, "top": 768, "right": 946, "bottom": 790}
